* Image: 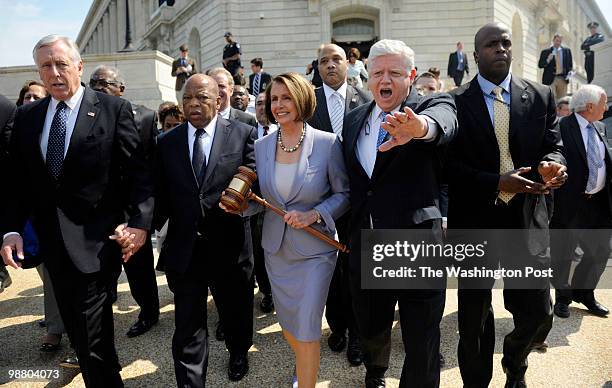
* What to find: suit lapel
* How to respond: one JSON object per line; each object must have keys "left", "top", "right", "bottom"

{"left": 316, "top": 88, "right": 333, "bottom": 133}
{"left": 62, "top": 88, "right": 100, "bottom": 175}
{"left": 346, "top": 101, "right": 373, "bottom": 179}
{"left": 509, "top": 76, "right": 530, "bottom": 143}
{"left": 567, "top": 114, "right": 588, "bottom": 166}
{"left": 463, "top": 77, "right": 496, "bottom": 144}
{"left": 345, "top": 86, "right": 356, "bottom": 113}
{"left": 285, "top": 125, "right": 313, "bottom": 204}
{"left": 202, "top": 117, "right": 229, "bottom": 188}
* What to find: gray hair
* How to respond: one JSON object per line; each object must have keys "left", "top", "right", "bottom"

{"left": 32, "top": 35, "right": 81, "bottom": 66}
{"left": 92, "top": 64, "right": 125, "bottom": 85}
{"left": 570, "top": 85, "right": 606, "bottom": 112}
{"left": 368, "top": 39, "right": 415, "bottom": 73}
{"left": 556, "top": 96, "right": 571, "bottom": 108}
{"left": 207, "top": 67, "right": 234, "bottom": 88}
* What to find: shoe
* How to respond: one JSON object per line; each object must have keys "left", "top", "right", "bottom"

{"left": 327, "top": 331, "right": 347, "bottom": 352}
{"left": 365, "top": 376, "right": 386, "bottom": 388}
{"left": 346, "top": 336, "right": 363, "bottom": 366}
{"left": 291, "top": 366, "right": 298, "bottom": 388}
{"left": 228, "top": 353, "right": 249, "bottom": 381}
{"left": 439, "top": 352, "right": 446, "bottom": 367}
{"left": 40, "top": 333, "right": 61, "bottom": 352}
{"left": 259, "top": 294, "right": 274, "bottom": 313}
{"left": 554, "top": 302, "right": 570, "bottom": 318}
{"left": 126, "top": 318, "right": 159, "bottom": 338}
{"left": 59, "top": 354, "right": 80, "bottom": 369}
{"left": 530, "top": 341, "right": 548, "bottom": 353}
{"left": 37, "top": 319, "right": 47, "bottom": 328}
{"left": 504, "top": 374, "right": 527, "bottom": 388}
{"left": 0, "top": 267, "right": 11, "bottom": 293}
{"left": 577, "top": 299, "right": 609, "bottom": 317}
{"left": 215, "top": 321, "right": 225, "bottom": 341}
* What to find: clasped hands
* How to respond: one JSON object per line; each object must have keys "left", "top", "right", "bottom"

{"left": 109, "top": 224, "right": 147, "bottom": 262}
{"left": 498, "top": 161, "right": 567, "bottom": 194}
{"left": 378, "top": 107, "right": 429, "bottom": 152}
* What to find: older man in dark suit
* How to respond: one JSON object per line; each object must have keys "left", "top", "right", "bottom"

{"left": 448, "top": 23, "right": 567, "bottom": 388}
{"left": 343, "top": 39, "right": 457, "bottom": 388}
{"left": 155, "top": 74, "right": 256, "bottom": 386}
{"left": 89, "top": 65, "right": 160, "bottom": 338}
{"left": 550, "top": 84, "right": 610, "bottom": 319}
{"left": 1, "top": 35, "right": 153, "bottom": 387}
{"left": 307, "top": 43, "right": 370, "bottom": 366}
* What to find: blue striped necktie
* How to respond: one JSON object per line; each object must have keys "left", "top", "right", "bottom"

{"left": 586, "top": 123, "right": 603, "bottom": 192}
{"left": 376, "top": 111, "right": 389, "bottom": 149}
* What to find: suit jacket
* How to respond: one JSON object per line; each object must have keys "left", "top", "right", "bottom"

{"left": 154, "top": 118, "right": 256, "bottom": 274}
{"left": 254, "top": 125, "right": 349, "bottom": 256}
{"left": 538, "top": 46, "right": 573, "bottom": 85}
{"left": 171, "top": 57, "right": 197, "bottom": 91}
{"left": 248, "top": 72, "right": 272, "bottom": 95}
{"left": 343, "top": 87, "right": 457, "bottom": 254}
{"left": 131, "top": 104, "right": 159, "bottom": 161}
{"left": 0, "top": 94, "right": 16, "bottom": 176}
{"left": 3, "top": 87, "right": 154, "bottom": 273}
{"left": 551, "top": 113, "right": 612, "bottom": 225}
{"left": 447, "top": 51, "right": 470, "bottom": 77}
{"left": 307, "top": 84, "right": 371, "bottom": 134}
{"left": 229, "top": 107, "right": 257, "bottom": 127}
{"left": 447, "top": 75, "right": 565, "bottom": 233}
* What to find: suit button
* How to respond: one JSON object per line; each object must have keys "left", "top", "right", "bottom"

{"left": 367, "top": 190, "right": 373, "bottom": 197}
{"left": 199, "top": 193, "right": 204, "bottom": 200}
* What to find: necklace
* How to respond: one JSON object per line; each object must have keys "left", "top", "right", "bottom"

{"left": 277, "top": 123, "right": 306, "bottom": 153}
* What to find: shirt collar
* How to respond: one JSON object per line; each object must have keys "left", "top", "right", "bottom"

{"left": 323, "top": 82, "right": 347, "bottom": 101}
{"left": 50, "top": 85, "right": 84, "bottom": 112}
{"left": 477, "top": 72, "right": 512, "bottom": 96}
{"left": 575, "top": 112, "right": 591, "bottom": 130}
{"left": 188, "top": 114, "right": 218, "bottom": 138}
{"left": 372, "top": 103, "right": 401, "bottom": 120}
{"left": 219, "top": 106, "right": 230, "bottom": 119}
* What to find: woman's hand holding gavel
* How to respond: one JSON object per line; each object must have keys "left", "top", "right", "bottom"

{"left": 219, "top": 190, "right": 248, "bottom": 215}
{"left": 284, "top": 210, "right": 319, "bottom": 229}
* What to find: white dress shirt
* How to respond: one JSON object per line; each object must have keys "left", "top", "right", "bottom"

{"left": 257, "top": 122, "right": 277, "bottom": 139}
{"left": 576, "top": 113, "right": 606, "bottom": 194}
{"left": 219, "top": 107, "right": 231, "bottom": 120}
{"left": 356, "top": 102, "right": 438, "bottom": 178}
{"left": 40, "top": 85, "right": 85, "bottom": 160}
{"left": 188, "top": 116, "right": 218, "bottom": 165}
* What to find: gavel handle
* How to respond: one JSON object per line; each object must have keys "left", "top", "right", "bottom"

{"left": 247, "top": 192, "right": 350, "bottom": 254}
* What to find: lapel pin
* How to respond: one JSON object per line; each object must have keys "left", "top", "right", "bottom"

{"left": 87, "top": 112, "right": 95, "bottom": 117}
{"left": 521, "top": 92, "right": 528, "bottom": 101}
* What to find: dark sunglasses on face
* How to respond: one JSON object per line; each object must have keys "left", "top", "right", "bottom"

{"left": 89, "top": 79, "right": 122, "bottom": 88}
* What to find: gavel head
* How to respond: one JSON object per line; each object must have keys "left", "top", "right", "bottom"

{"left": 220, "top": 166, "right": 257, "bottom": 212}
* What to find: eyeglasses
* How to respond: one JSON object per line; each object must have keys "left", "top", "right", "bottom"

{"left": 89, "top": 79, "right": 122, "bottom": 88}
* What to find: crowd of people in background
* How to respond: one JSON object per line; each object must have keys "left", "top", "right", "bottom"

{"left": 0, "top": 18, "right": 609, "bottom": 388}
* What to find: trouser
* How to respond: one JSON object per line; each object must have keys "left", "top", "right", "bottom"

{"left": 551, "top": 76, "right": 568, "bottom": 101}
{"left": 36, "top": 263, "right": 66, "bottom": 335}
{"left": 46, "top": 249, "right": 123, "bottom": 388}
{"left": 550, "top": 191, "right": 612, "bottom": 304}
{"left": 585, "top": 52, "right": 595, "bottom": 83}
{"left": 453, "top": 72, "right": 465, "bottom": 87}
{"left": 166, "top": 236, "right": 254, "bottom": 388}
{"left": 111, "top": 236, "right": 160, "bottom": 322}
{"left": 251, "top": 213, "right": 271, "bottom": 296}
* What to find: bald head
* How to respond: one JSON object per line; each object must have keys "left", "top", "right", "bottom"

{"left": 474, "top": 23, "right": 510, "bottom": 51}
{"left": 182, "top": 74, "right": 221, "bottom": 128}
{"left": 318, "top": 44, "right": 348, "bottom": 90}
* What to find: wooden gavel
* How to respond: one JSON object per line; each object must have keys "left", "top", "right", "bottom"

{"left": 220, "top": 166, "right": 349, "bottom": 253}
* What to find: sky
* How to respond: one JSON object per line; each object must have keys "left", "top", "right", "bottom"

{"left": 0, "top": 0, "right": 610, "bottom": 67}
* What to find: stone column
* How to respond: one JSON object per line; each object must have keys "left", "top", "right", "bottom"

{"left": 109, "top": 0, "right": 118, "bottom": 52}
{"left": 104, "top": 11, "right": 111, "bottom": 53}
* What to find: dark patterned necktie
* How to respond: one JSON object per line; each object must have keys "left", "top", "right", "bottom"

{"left": 46, "top": 101, "right": 68, "bottom": 180}
{"left": 263, "top": 126, "right": 269, "bottom": 136}
{"left": 253, "top": 73, "right": 261, "bottom": 96}
{"left": 192, "top": 128, "right": 207, "bottom": 185}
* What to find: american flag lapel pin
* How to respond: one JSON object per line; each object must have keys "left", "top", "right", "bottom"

{"left": 87, "top": 112, "right": 95, "bottom": 117}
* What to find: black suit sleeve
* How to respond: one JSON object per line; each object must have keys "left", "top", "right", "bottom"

{"left": 116, "top": 100, "right": 155, "bottom": 230}
{"left": 538, "top": 49, "right": 552, "bottom": 69}
{"left": 415, "top": 92, "right": 458, "bottom": 146}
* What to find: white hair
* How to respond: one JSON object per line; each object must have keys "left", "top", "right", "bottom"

{"left": 32, "top": 35, "right": 81, "bottom": 66}
{"left": 368, "top": 39, "right": 415, "bottom": 73}
{"left": 570, "top": 84, "right": 606, "bottom": 112}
